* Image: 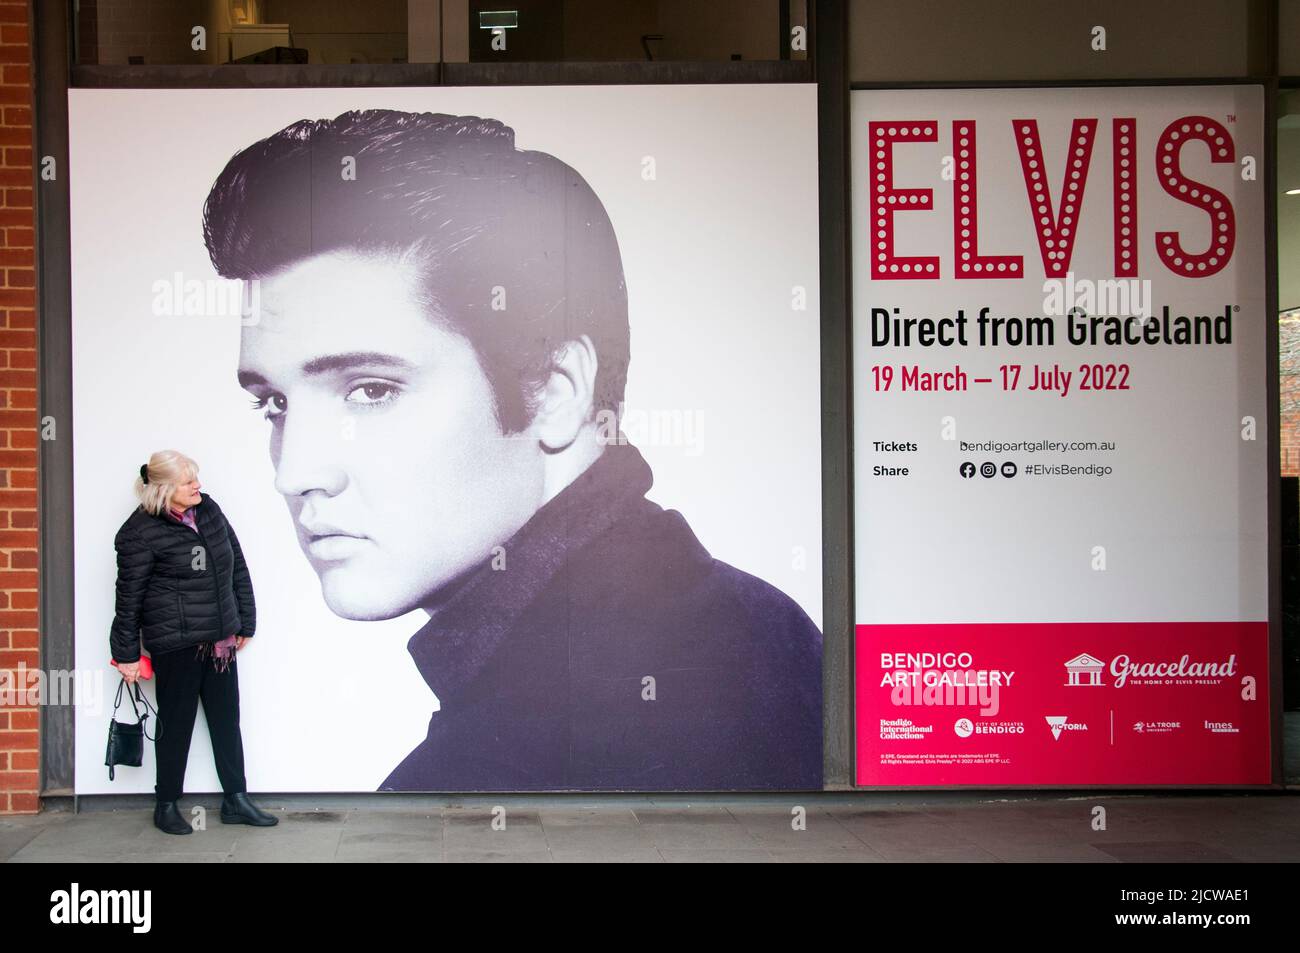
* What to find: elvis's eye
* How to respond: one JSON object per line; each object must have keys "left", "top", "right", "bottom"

{"left": 344, "top": 381, "right": 400, "bottom": 406}
{"left": 248, "top": 393, "right": 287, "bottom": 419}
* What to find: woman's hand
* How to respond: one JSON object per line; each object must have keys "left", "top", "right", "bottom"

{"left": 235, "top": 636, "right": 249, "bottom": 651}
{"left": 117, "top": 661, "right": 141, "bottom": 685}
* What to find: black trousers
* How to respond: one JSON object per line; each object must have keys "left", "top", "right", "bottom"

{"left": 150, "top": 644, "right": 247, "bottom": 803}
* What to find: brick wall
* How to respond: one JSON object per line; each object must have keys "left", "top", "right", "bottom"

{"left": 0, "top": 0, "right": 37, "bottom": 816}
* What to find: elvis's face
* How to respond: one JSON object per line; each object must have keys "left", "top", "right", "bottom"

{"left": 237, "top": 251, "right": 546, "bottom": 620}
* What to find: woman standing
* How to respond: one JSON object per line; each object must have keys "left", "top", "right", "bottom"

{"left": 109, "top": 449, "right": 278, "bottom": 834}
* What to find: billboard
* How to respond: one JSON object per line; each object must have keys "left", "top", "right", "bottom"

{"left": 71, "top": 85, "right": 823, "bottom": 793}
{"left": 851, "top": 86, "right": 1270, "bottom": 785}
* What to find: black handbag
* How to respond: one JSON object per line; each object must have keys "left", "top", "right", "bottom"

{"left": 104, "top": 677, "right": 161, "bottom": 780}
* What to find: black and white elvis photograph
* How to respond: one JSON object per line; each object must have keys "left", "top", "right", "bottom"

{"left": 72, "top": 85, "right": 823, "bottom": 793}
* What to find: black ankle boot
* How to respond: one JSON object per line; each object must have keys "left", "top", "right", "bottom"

{"left": 153, "top": 800, "right": 192, "bottom": 835}
{"left": 220, "top": 791, "right": 278, "bottom": 826}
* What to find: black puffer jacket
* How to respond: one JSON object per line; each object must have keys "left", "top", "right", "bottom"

{"left": 109, "top": 493, "right": 256, "bottom": 663}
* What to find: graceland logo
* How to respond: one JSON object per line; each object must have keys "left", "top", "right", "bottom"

{"left": 1111, "top": 653, "right": 1237, "bottom": 687}
{"left": 1065, "top": 652, "right": 1237, "bottom": 687}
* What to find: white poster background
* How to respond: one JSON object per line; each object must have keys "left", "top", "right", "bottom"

{"left": 71, "top": 85, "right": 822, "bottom": 793}
{"left": 852, "top": 86, "right": 1268, "bottom": 626}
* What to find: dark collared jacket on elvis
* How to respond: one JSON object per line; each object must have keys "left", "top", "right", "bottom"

{"left": 109, "top": 494, "right": 256, "bottom": 663}
{"left": 381, "top": 441, "right": 823, "bottom": 792}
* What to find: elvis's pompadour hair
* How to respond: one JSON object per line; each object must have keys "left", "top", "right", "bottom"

{"left": 202, "top": 109, "right": 630, "bottom": 433}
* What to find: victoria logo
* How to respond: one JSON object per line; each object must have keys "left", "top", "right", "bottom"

{"left": 1045, "top": 715, "right": 1088, "bottom": 739}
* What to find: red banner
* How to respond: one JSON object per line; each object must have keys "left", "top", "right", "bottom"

{"left": 856, "top": 622, "right": 1270, "bottom": 785}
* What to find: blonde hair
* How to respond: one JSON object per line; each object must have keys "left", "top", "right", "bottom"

{"left": 135, "top": 450, "right": 199, "bottom": 516}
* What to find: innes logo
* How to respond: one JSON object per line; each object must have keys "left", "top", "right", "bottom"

{"left": 1045, "top": 715, "right": 1088, "bottom": 740}
{"left": 1204, "top": 720, "right": 1241, "bottom": 734}
{"left": 50, "top": 883, "right": 151, "bottom": 933}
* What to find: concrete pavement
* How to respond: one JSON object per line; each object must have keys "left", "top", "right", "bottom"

{"left": 3, "top": 792, "right": 1298, "bottom": 862}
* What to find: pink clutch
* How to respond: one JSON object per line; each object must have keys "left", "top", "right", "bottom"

{"left": 111, "top": 655, "right": 154, "bottom": 680}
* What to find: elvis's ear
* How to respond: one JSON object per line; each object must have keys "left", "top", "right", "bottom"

{"left": 532, "top": 334, "right": 598, "bottom": 452}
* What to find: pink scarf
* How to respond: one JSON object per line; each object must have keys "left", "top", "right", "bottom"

{"left": 195, "top": 636, "right": 238, "bottom": 673}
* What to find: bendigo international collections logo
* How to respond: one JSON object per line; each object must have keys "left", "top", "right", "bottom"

{"left": 878, "top": 718, "right": 934, "bottom": 740}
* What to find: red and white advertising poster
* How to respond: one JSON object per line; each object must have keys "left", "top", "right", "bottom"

{"left": 851, "top": 86, "right": 1270, "bottom": 786}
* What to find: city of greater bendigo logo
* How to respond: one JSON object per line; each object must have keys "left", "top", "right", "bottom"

{"left": 1045, "top": 715, "right": 1088, "bottom": 740}
{"left": 954, "top": 717, "right": 1024, "bottom": 736}
{"left": 1064, "top": 653, "right": 1105, "bottom": 687}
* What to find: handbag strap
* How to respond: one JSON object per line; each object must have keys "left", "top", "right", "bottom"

{"left": 112, "top": 676, "right": 160, "bottom": 742}
{"left": 134, "top": 682, "right": 161, "bottom": 741}
{"left": 111, "top": 676, "right": 135, "bottom": 719}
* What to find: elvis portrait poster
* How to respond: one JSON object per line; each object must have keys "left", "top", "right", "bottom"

{"left": 69, "top": 85, "right": 824, "bottom": 793}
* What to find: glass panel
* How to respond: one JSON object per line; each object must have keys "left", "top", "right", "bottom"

{"left": 73, "top": 0, "right": 806, "bottom": 66}
{"left": 1283, "top": 0, "right": 1300, "bottom": 76}
{"left": 849, "top": 0, "right": 1251, "bottom": 84}
{"left": 76, "top": 0, "right": 410, "bottom": 66}
{"left": 1282, "top": 89, "right": 1300, "bottom": 479}
{"left": 463, "top": 0, "right": 802, "bottom": 62}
